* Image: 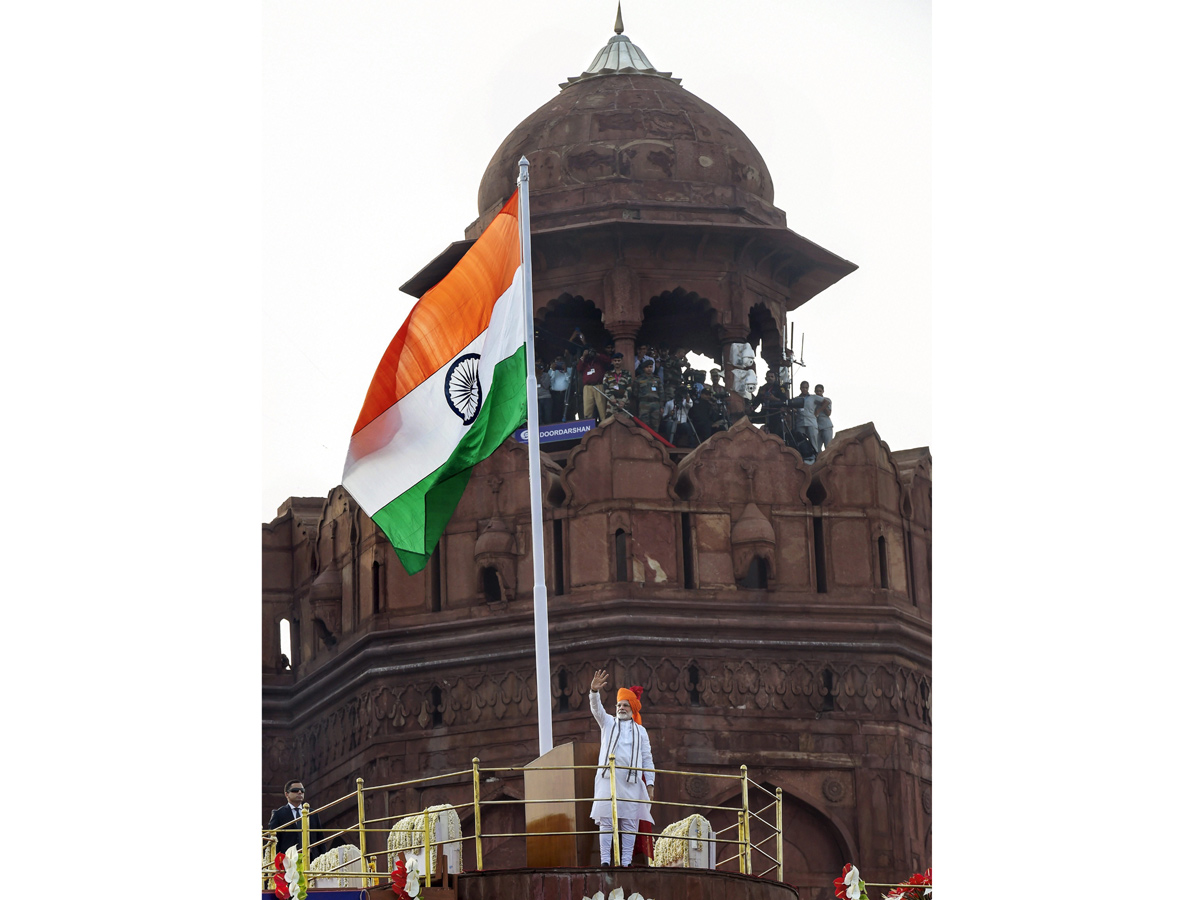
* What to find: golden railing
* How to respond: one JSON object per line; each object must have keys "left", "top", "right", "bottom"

{"left": 261, "top": 759, "right": 785, "bottom": 890}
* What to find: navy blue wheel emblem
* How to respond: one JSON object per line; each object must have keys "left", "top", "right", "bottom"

{"left": 445, "top": 353, "right": 482, "bottom": 425}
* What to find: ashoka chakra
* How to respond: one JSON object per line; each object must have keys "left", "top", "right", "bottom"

{"left": 445, "top": 353, "right": 482, "bottom": 425}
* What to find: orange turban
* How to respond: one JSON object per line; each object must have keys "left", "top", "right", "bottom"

{"left": 616, "top": 685, "right": 644, "bottom": 725}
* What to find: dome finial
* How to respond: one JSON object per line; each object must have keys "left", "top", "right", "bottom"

{"left": 560, "top": 1, "right": 681, "bottom": 89}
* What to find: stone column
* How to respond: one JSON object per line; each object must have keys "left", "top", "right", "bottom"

{"left": 718, "top": 324, "right": 751, "bottom": 417}
{"left": 603, "top": 265, "right": 641, "bottom": 372}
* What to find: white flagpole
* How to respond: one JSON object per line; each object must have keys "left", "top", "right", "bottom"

{"left": 518, "top": 156, "right": 553, "bottom": 755}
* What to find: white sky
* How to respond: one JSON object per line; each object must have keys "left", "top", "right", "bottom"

{"left": 263, "top": 0, "right": 932, "bottom": 522}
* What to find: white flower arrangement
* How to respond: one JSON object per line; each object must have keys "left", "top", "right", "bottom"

{"left": 650, "top": 814, "right": 712, "bottom": 868}
{"left": 386, "top": 803, "right": 462, "bottom": 873}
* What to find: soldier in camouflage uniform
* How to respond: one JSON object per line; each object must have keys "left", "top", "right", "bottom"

{"left": 633, "top": 358, "right": 663, "bottom": 431}
{"left": 600, "top": 352, "right": 633, "bottom": 417}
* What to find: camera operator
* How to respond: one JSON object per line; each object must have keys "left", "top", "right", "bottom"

{"left": 661, "top": 386, "right": 698, "bottom": 447}
{"left": 750, "top": 370, "right": 787, "bottom": 438}
{"left": 692, "top": 387, "right": 719, "bottom": 442}
{"left": 661, "top": 347, "right": 688, "bottom": 399}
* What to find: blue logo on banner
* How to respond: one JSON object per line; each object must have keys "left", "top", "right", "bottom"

{"left": 514, "top": 420, "right": 596, "bottom": 444}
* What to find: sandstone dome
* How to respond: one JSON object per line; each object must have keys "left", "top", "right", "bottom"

{"left": 474, "top": 28, "right": 779, "bottom": 230}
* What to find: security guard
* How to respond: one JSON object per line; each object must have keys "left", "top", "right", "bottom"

{"left": 633, "top": 358, "right": 663, "bottom": 431}
{"left": 601, "top": 353, "right": 633, "bottom": 416}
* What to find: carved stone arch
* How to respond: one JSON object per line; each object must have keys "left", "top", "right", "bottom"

{"left": 560, "top": 415, "right": 681, "bottom": 508}
{"left": 635, "top": 287, "right": 721, "bottom": 359}
{"left": 534, "top": 292, "right": 611, "bottom": 359}
{"left": 731, "top": 501, "right": 777, "bottom": 583}
{"left": 477, "top": 564, "right": 508, "bottom": 608}
{"left": 747, "top": 300, "right": 785, "bottom": 369}
{"left": 675, "top": 417, "right": 811, "bottom": 506}
{"left": 770, "top": 784, "right": 858, "bottom": 891}
{"left": 809, "top": 422, "right": 903, "bottom": 511}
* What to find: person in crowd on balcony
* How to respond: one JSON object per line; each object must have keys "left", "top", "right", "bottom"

{"left": 546, "top": 356, "right": 572, "bottom": 422}
{"left": 588, "top": 669, "right": 655, "bottom": 868}
{"left": 661, "top": 387, "right": 698, "bottom": 447}
{"left": 633, "top": 358, "right": 663, "bottom": 430}
{"left": 535, "top": 359, "right": 552, "bottom": 424}
{"left": 789, "top": 380, "right": 821, "bottom": 456}
{"left": 691, "top": 387, "right": 719, "bottom": 441}
{"left": 660, "top": 346, "right": 687, "bottom": 400}
{"left": 601, "top": 353, "right": 633, "bottom": 416}
{"left": 814, "top": 383, "right": 834, "bottom": 452}
{"left": 267, "top": 779, "right": 325, "bottom": 858}
{"left": 576, "top": 343, "right": 612, "bottom": 422}
{"left": 750, "top": 369, "right": 787, "bottom": 438}
{"left": 633, "top": 344, "right": 656, "bottom": 378}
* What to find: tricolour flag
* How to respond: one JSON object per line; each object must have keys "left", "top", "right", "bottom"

{"left": 343, "top": 191, "right": 527, "bottom": 574}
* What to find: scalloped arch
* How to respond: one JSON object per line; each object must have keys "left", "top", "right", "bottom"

{"left": 635, "top": 287, "right": 721, "bottom": 358}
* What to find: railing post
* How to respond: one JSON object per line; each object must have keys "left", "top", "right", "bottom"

{"left": 356, "top": 777, "right": 369, "bottom": 888}
{"left": 301, "top": 802, "right": 311, "bottom": 875}
{"left": 423, "top": 809, "right": 432, "bottom": 888}
{"left": 472, "top": 757, "right": 483, "bottom": 872}
{"left": 775, "top": 786, "right": 784, "bottom": 882}
{"left": 740, "top": 765, "right": 752, "bottom": 876}
{"left": 609, "top": 754, "right": 620, "bottom": 864}
{"left": 265, "top": 833, "right": 278, "bottom": 890}
{"left": 736, "top": 810, "right": 746, "bottom": 874}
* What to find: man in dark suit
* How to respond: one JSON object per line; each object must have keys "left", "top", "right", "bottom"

{"left": 266, "top": 779, "right": 325, "bottom": 858}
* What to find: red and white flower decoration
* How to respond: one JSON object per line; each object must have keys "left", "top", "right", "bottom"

{"left": 881, "top": 866, "right": 933, "bottom": 899}
{"left": 834, "top": 863, "right": 865, "bottom": 900}
{"left": 273, "top": 847, "right": 306, "bottom": 900}
{"left": 391, "top": 854, "right": 422, "bottom": 899}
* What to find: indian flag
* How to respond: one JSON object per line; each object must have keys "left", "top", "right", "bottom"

{"left": 343, "top": 191, "right": 528, "bottom": 574}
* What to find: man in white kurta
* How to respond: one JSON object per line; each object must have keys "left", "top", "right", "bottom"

{"left": 588, "top": 669, "right": 655, "bottom": 867}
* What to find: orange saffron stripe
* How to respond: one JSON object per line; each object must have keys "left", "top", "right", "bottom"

{"left": 352, "top": 193, "right": 521, "bottom": 436}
